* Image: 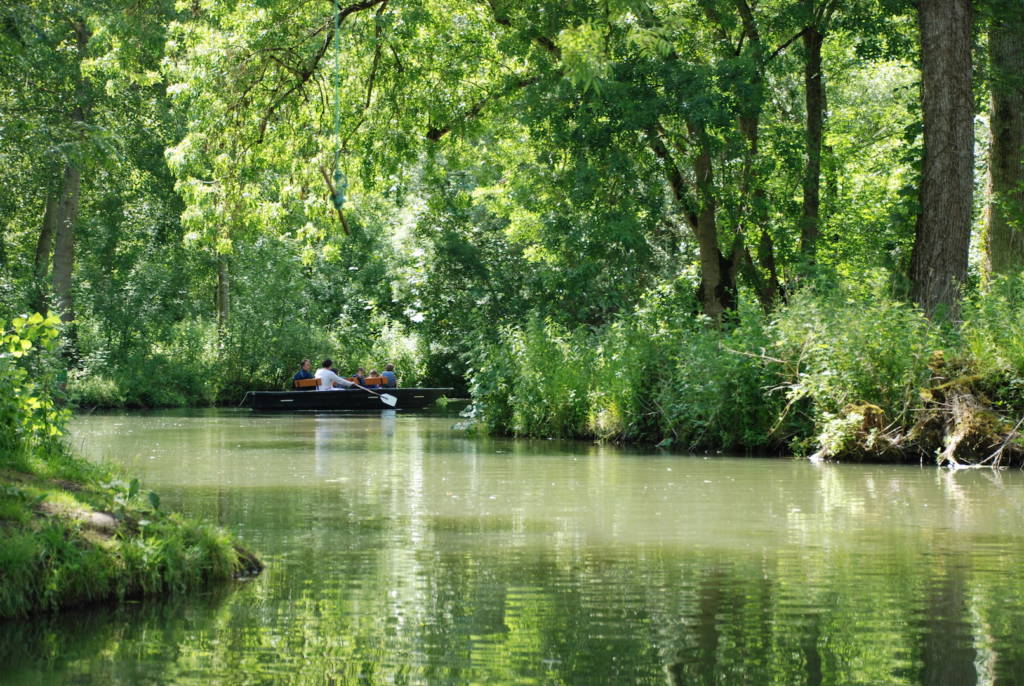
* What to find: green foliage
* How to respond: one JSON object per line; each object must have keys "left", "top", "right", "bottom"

{"left": 770, "top": 285, "right": 942, "bottom": 429}
{"left": 0, "top": 308, "right": 255, "bottom": 617}
{"left": 468, "top": 299, "right": 780, "bottom": 450}
{"left": 961, "top": 272, "right": 1024, "bottom": 413}
{"left": 0, "top": 312, "right": 67, "bottom": 467}
{"left": 468, "top": 318, "right": 596, "bottom": 437}
{"left": 653, "top": 302, "right": 781, "bottom": 451}
{"left": 65, "top": 372, "right": 125, "bottom": 407}
{"left": 0, "top": 0, "right": 1009, "bottom": 464}
{"left": 465, "top": 284, "right": 976, "bottom": 459}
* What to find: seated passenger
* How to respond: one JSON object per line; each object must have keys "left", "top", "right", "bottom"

{"left": 315, "top": 359, "right": 355, "bottom": 391}
{"left": 367, "top": 369, "right": 381, "bottom": 388}
{"left": 293, "top": 358, "right": 314, "bottom": 381}
{"left": 353, "top": 367, "right": 367, "bottom": 386}
{"left": 381, "top": 363, "right": 397, "bottom": 388}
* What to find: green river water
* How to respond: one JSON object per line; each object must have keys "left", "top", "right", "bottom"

{"left": 4, "top": 408, "right": 1024, "bottom": 684}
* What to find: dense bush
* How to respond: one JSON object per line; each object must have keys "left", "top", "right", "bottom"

{"left": 464, "top": 282, "right": 1024, "bottom": 459}
{"left": 469, "top": 317, "right": 596, "bottom": 437}
{"left": 654, "top": 301, "right": 781, "bottom": 450}
{"left": 961, "top": 274, "right": 1024, "bottom": 414}
{"left": 769, "top": 288, "right": 942, "bottom": 439}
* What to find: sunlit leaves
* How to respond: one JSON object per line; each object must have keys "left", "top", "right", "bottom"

{"left": 0, "top": 313, "right": 68, "bottom": 456}
{"left": 557, "top": 22, "right": 610, "bottom": 93}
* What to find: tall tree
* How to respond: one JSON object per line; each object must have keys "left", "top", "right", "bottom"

{"left": 50, "top": 19, "right": 90, "bottom": 330}
{"left": 798, "top": 1, "right": 840, "bottom": 264}
{"left": 909, "top": 0, "right": 974, "bottom": 317}
{"left": 982, "top": 3, "right": 1024, "bottom": 277}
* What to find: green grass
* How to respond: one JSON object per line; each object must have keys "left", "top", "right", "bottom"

{"left": 0, "top": 458, "right": 260, "bottom": 619}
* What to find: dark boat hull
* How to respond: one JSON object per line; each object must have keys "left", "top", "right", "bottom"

{"left": 248, "top": 388, "right": 454, "bottom": 412}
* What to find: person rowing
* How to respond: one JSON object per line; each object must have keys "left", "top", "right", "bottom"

{"left": 314, "top": 359, "right": 355, "bottom": 391}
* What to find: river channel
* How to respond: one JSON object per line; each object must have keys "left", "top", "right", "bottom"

{"left": 4, "top": 408, "right": 1024, "bottom": 684}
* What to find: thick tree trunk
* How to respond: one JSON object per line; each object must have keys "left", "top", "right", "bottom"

{"left": 690, "top": 124, "right": 735, "bottom": 320}
{"left": 983, "top": 10, "right": 1024, "bottom": 277}
{"left": 800, "top": 25, "right": 825, "bottom": 263}
{"left": 910, "top": 0, "right": 974, "bottom": 318}
{"left": 51, "top": 163, "right": 81, "bottom": 325}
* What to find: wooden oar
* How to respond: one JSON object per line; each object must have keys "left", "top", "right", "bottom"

{"left": 350, "top": 381, "right": 397, "bottom": 407}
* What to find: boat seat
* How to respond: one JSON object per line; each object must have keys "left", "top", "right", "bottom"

{"left": 293, "top": 377, "right": 319, "bottom": 390}
{"left": 346, "top": 376, "right": 387, "bottom": 387}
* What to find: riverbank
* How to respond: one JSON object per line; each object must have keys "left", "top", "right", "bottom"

{"left": 0, "top": 454, "right": 261, "bottom": 619}
{"left": 465, "top": 279, "right": 1024, "bottom": 467}
{"left": 0, "top": 313, "right": 261, "bottom": 619}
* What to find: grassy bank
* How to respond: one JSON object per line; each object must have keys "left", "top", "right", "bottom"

{"left": 465, "top": 276, "right": 1024, "bottom": 466}
{"left": 1, "top": 314, "right": 260, "bottom": 618}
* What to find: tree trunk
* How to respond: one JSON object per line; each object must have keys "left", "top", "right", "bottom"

{"left": 35, "top": 192, "right": 59, "bottom": 280}
{"left": 51, "top": 162, "right": 81, "bottom": 325}
{"left": 50, "top": 20, "right": 90, "bottom": 340}
{"left": 983, "top": 9, "right": 1024, "bottom": 277}
{"left": 216, "top": 252, "right": 230, "bottom": 341}
{"left": 910, "top": 0, "right": 974, "bottom": 318}
{"left": 690, "top": 123, "right": 735, "bottom": 320}
{"left": 645, "top": 127, "right": 735, "bottom": 320}
{"left": 800, "top": 25, "right": 825, "bottom": 263}
{"left": 32, "top": 190, "right": 60, "bottom": 313}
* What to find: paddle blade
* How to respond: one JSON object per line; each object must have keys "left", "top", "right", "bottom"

{"left": 380, "top": 393, "right": 398, "bottom": 407}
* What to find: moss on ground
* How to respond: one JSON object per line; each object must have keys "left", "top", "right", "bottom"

{"left": 0, "top": 457, "right": 261, "bottom": 619}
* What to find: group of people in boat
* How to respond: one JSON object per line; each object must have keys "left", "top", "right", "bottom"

{"left": 293, "top": 358, "right": 398, "bottom": 391}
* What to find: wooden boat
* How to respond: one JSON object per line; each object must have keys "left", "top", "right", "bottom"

{"left": 247, "top": 387, "right": 454, "bottom": 412}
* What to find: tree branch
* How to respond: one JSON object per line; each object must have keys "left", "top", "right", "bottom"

{"left": 645, "top": 126, "right": 699, "bottom": 230}
{"left": 767, "top": 27, "right": 808, "bottom": 62}
{"left": 425, "top": 74, "right": 539, "bottom": 141}
{"left": 254, "top": 0, "right": 388, "bottom": 143}
{"left": 486, "top": 0, "right": 561, "bottom": 58}
{"left": 364, "top": 0, "right": 389, "bottom": 109}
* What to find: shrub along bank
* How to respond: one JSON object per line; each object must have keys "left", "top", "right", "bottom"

{"left": 465, "top": 276, "right": 1024, "bottom": 466}
{"left": 0, "top": 314, "right": 260, "bottom": 618}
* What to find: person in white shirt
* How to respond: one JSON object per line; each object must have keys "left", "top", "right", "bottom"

{"left": 314, "top": 359, "right": 355, "bottom": 391}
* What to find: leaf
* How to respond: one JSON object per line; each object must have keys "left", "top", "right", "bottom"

{"left": 128, "top": 478, "right": 140, "bottom": 500}
{"left": 147, "top": 491, "right": 160, "bottom": 511}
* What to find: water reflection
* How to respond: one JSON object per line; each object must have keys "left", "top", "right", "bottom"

{"left": 4, "top": 410, "right": 1024, "bottom": 684}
